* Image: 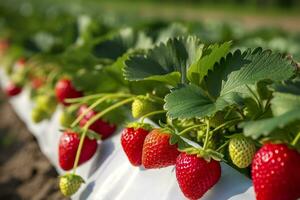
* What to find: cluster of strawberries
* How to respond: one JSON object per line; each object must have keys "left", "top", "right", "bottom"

{"left": 121, "top": 122, "right": 300, "bottom": 200}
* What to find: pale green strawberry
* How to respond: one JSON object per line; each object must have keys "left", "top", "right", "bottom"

{"left": 35, "top": 94, "right": 57, "bottom": 114}
{"left": 59, "top": 174, "right": 84, "bottom": 197}
{"left": 131, "top": 97, "right": 157, "bottom": 118}
{"left": 60, "top": 110, "right": 74, "bottom": 127}
{"left": 31, "top": 107, "right": 49, "bottom": 123}
{"left": 229, "top": 135, "right": 256, "bottom": 168}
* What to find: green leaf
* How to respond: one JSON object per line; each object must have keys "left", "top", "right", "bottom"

{"left": 164, "top": 84, "right": 237, "bottom": 119}
{"left": 271, "top": 80, "right": 300, "bottom": 116}
{"left": 188, "top": 41, "right": 232, "bottom": 85}
{"left": 124, "top": 36, "right": 204, "bottom": 86}
{"left": 206, "top": 48, "right": 295, "bottom": 98}
{"left": 92, "top": 28, "right": 152, "bottom": 60}
{"left": 241, "top": 109, "right": 300, "bottom": 139}
{"left": 165, "top": 48, "right": 295, "bottom": 119}
{"left": 156, "top": 23, "right": 188, "bottom": 43}
{"left": 241, "top": 80, "right": 300, "bottom": 139}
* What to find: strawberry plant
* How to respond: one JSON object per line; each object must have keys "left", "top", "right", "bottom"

{"left": 1, "top": 1, "right": 300, "bottom": 199}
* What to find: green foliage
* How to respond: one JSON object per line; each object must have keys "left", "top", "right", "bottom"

{"left": 124, "top": 36, "right": 204, "bottom": 86}
{"left": 165, "top": 48, "right": 295, "bottom": 119}
{"left": 241, "top": 80, "right": 300, "bottom": 139}
{"left": 188, "top": 41, "right": 232, "bottom": 85}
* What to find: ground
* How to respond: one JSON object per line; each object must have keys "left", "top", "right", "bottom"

{"left": 0, "top": 91, "right": 68, "bottom": 200}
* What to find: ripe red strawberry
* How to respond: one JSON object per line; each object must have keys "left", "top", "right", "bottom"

{"left": 176, "top": 153, "right": 221, "bottom": 200}
{"left": 15, "top": 57, "right": 26, "bottom": 69}
{"left": 5, "top": 82, "right": 22, "bottom": 97}
{"left": 0, "top": 39, "right": 9, "bottom": 53}
{"left": 78, "top": 105, "right": 117, "bottom": 139}
{"left": 55, "top": 79, "right": 83, "bottom": 106}
{"left": 142, "top": 129, "right": 180, "bottom": 169}
{"left": 59, "top": 131, "right": 97, "bottom": 171}
{"left": 31, "top": 77, "right": 44, "bottom": 90}
{"left": 121, "top": 123, "right": 152, "bottom": 166}
{"left": 252, "top": 143, "right": 300, "bottom": 200}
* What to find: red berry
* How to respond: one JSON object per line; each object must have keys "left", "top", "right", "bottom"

{"left": 58, "top": 131, "right": 97, "bottom": 171}
{"left": 121, "top": 124, "right": 151, "bottom": 166}
{"left": 5, "top": 82, "right": 22, "bottom": 97}
{"left": 55, "top": 79, "right": 83, "bottom": 106}
{"left": 142, "top": 129, "right": 180, "bottom": 169}
{"left": 0, "top": 39, "right": 9, "bottom": 53}
{"left": 176, "top": 153, "right": 221, "bottom": 200}
{"left": 31, "top": 77, "right": 44, "bottom": 90}
{"left": 15, "top": 57, "right": 26, "bottom": 68}
{"left": 252, "top": 143, "right": 300, "bottom": 200}
{"left": 78, "top": 105, "right": 117, "bottom": 140}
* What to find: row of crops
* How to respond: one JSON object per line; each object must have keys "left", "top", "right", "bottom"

{"left": 1, "top": 1, "right": 300, "bottom": 200}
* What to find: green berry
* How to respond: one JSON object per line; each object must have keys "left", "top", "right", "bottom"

{"left": 36, "top": 94, "right": 57, "bottom": 114}
{"left": 59, "top": 174, "right": 84, "bottom": 197}
{"left": 31, "top": 108, "right": 48, "bottom": 123}
{"left": 229, "top": 135, "right": 256, "bottom": 168}
{"left": 60, "top": 111, "right": 74, "bottom": 127}
{"left": 131, "top": 97, "right": 157, "bottom": 118}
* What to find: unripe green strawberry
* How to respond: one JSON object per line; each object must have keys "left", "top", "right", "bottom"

{"left": 131, "top": 97, "right": 157, "bottom": 118}
{"left": 59, "top": 174, "right": 84, "bottom": 197}
{"left": 36, "top": 94, "right": 57, "bottom": 114}
{"left": 229, "top": 135, "right": 256, "bottom": 168}
{"left": 31, "top": 107, "right": 49, "bottom": 123}
{"left": 60, "top": 110, "right": 74, "bottom": 127}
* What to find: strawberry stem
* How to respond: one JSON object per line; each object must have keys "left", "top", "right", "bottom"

{"left": 83, "top": 97, "right": 135, "bottom": 130}
{"left": 147, "top": 94, "right": 165, "bottom": 104}
{"left": 71, "top": 93, "right": 134, "bottom": 128}
{"left": 211, "top": 118, "right": 241, "bottom": 133}
{"left": 177, "top": 124, "right": 205, "bottom": 136}
{"left": 72, "top": 128, "right": 88, "bottom": 174}
{"left": 66, "top": 93, "right": 133, "bottom": 104}
{"left": 246, "top": 84, "right": 263, "bottom": 111}
{"left": 140, "top": 110, "right": 166, "bottom": 123}
{"left": 203, "top": 119, "right": 210, "bottom": 150}
{"left": 291, "top": 131, "right": 300, "bottom": 146}
{"left": 216, "top": 140, "right": 229, "bottom": 152}
{"left": 65, "top": 93, "right": 106, "bottom": 103}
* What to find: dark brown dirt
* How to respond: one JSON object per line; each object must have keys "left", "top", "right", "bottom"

{"left": 0, "top": 91, "right": 68, "bottom": 200}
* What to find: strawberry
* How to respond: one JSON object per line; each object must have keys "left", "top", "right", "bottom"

{"left": 176, "top": 153, "right": 221, "bottom": 200}
{"left": 60, "top": 110, "right": 75, "bottom": 128}
{"left": 55, "top": 78, "right": 83, "bottom": 106}
{"left": 36, "top": 94, "right": 57, "bottom": 114}
{"left": 59, "top": 173, "right": 84, "bottom": 197}
{"left": 59, "top": 131, "right": 97, "bottom": 171}
{"left": 142, "top": 128, "right": 180, "bottom": 169}
{"left": 15, "top": 57, "right": 26, "bottom": 69}
{"left": 31, "top": 77, "right": 44, "bottom": 90}
{"left": 78, "top": 105, "right": 117, "bottom": 139}
{"left": 31, "top": 107, "right": 48, "bottom": 123}
{"left": 229, "top": 135, "right": 256, "bottom": 168}
{"left": 131, "top": 97, "right": 157, "bottom": 118}
{"left": 252, "top": 143, "right": 300, "bottom": 200}
{"left": 4, "top": 82, "right": 22, "bottom": 97}
{"left": 0, "top": 39, "right": 9, "bottom": 53}
{"left": 121, "top": 123, "right": 152, "bottom": 166}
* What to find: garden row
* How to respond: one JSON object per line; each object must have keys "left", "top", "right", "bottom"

{"left": 1, "top": 1, "right": 300, "bottom": 200}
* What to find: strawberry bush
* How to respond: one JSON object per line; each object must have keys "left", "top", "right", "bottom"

{"left": 1, "top": 0, "right": 300, "bottom": 199}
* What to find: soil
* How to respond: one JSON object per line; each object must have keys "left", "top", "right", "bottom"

{"left": 0, "top": 91, "right": 68, "bottom": 200}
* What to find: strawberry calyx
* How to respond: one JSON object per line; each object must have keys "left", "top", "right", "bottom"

{"left": 182, "top": 147, "right": 224, "bottom": 162}
{"left": 126, "top": 122, "right": 153, "bottom": 132}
